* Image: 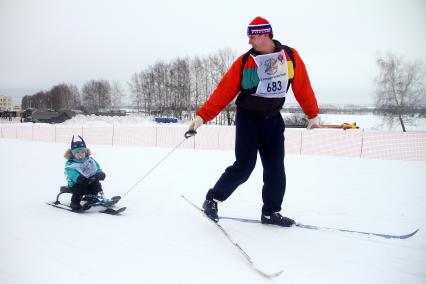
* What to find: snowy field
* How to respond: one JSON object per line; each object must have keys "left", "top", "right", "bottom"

{"left": 0, "top": 137, "right": 425, "bottom": 284}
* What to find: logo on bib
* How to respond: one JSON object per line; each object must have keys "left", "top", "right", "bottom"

{"left": 264, "top": 58, "right": 278, "bottom": 75}
{"left": 264, "top": 53, "right": 285, "bottom": 76}
{"left": 277, "top": 52, "right": 284, "bottom": 63}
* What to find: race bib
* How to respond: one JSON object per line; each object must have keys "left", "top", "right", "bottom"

{"left": 69, "top": 157, "right": 97, "bottom": 178}
{"left": 252, "top": 50, "right": 288, "bottom": 98}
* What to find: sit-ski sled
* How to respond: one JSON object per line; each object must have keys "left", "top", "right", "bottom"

{"left": 46, "top": 186, "right": 126, "bottom": 215}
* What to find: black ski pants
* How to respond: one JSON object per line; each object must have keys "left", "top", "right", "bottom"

{"left": 206, "top": 108, "right": 286, "bottom": 215}
{"left": 71, "top": 180, "right": 102, "bottom": 202}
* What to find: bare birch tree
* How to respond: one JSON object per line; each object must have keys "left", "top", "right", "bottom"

{"left": 128, "top": 72, "right": 144, "bottom": 113}
{"left": 190, "top": 56, "right": 203, "bottom": 113}
{"left": 49, "top": 83, "right": 80, "bottom": 110}
{"left": 209, "top": 48, "right": 237, "bottom": 125}
{"left": 82, "top": 80, "right": 112, "bottom": 113}
{"left": 375, "top": 52, "right": 426, "bottom": 131}
{"left": 111, "top": 81, "right": 125, "bottom": 111}
{"left": 67, "top": 84, "right": 81, "bottom": 110}
{"left": 171, "top": 57, "right": 191, "bottom": 119}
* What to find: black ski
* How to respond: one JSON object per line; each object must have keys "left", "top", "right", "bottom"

{"left": 46, "top": 202, "right": 126, "bottom": 215}
{"left": 181, "top": 195, "right": 283, "bottom": 279}
{"left": 99, "top": 207, "right": 127, "bottom": 215}
{"left": 82, "top": 196, "right": 121, "bottom": 210}
{"left": 219, "top": 216, "right": 419, "bottom": 240}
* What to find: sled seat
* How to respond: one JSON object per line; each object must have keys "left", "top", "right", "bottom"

{"left": 60, "top": 186, "right": 72, "bottom": 193}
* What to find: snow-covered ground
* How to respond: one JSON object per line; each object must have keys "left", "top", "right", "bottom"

{"left": 0, "top": 137, "right": 425, "bottom": 284}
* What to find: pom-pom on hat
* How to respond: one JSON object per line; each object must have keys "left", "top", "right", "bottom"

{"left": 71, "top": 135, "right": 87, "bottom": 155}
{"left": 247, "top": 16, "right": 273, "bottom": 35}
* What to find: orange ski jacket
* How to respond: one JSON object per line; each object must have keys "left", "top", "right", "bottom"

{"left": 196, "top": 43, "right": 319, "bottom": 122}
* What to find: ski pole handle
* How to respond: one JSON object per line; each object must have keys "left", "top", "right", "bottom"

{"left": 184, "top": 130, "right": 197, "bottom": 139}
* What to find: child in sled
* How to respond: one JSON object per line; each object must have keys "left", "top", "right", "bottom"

{"left": 64, "top": 135, "right": 106, "bottom": 211}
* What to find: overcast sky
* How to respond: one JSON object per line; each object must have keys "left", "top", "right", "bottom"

{"left": 1, "top": 0, "right": 425, "bottom": 105}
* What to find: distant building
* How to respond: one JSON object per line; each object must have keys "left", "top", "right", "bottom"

{"left": 0, "top": 96, "right": 11, "bottom": 111}
{"left": 12, "top": 105, "right": 22, "bottom": 117}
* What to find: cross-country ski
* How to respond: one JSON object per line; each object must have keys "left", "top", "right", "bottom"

{"left": 181, "top": 195, "right": 283, "bottom": 279}
{"left": 218, "top": 216, "right": 419, "bottom": 240}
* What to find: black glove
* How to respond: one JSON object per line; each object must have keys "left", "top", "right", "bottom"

{"left": 76, "top": 175, "right": 97, "bottom": 185}
{"left": 95, "top": 171, "right": 106, "bottom": 181}
{"left": 87, "top": 176, "right": 97, "bottom": 184}
{"left": 76, "top": 175, "right": 90, "bottom": 185}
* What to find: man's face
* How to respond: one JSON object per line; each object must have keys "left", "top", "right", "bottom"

{"left": 248, "top": 34, "right": 269, "bottom": 51}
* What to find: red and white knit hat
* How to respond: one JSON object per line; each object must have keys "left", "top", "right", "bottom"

{"left": 247, "top": 16, "right": 273, "bottom": 35}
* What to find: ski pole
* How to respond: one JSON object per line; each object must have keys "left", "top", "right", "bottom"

{"left": 315, "top": 122, "right": 359, "bottom": 130}
{"left": 121, "top": 130, "right": 197, "bottom": 199}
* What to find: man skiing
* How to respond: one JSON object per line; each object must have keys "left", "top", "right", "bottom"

{"left": 64, "top": 135, "right": 107, "bottom": 211}
{"left": 188, "top": 16, "right": 320, "bottom": 226}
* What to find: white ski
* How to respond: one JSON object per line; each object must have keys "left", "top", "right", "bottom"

{"left": 181, "top": 195, "right": 283, "bottom": 279}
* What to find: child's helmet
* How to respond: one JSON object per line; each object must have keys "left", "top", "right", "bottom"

{"left": 71, "top": 135, "right": 87, "bottom": 155}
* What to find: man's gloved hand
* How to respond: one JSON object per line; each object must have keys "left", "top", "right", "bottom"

{"left": 307, "top": 116, "right": 320, "bottom": 129}
{"left": 188, "top": 115, "right": 204, "bottom": 132}
{"left": 95, "top": 171, "right": 106, "bottom": 181}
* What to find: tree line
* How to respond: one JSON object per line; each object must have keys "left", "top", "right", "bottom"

{"left": 21, "top": 80, "right": 125, "bottom": 114}
{"left": 21, "top": 49, "right": 425, "bottom": 130}
{"left": 21, "top": 48, "right": 237, "bottom": 124}
{"left": 128, "top": 47, "right": 237, "bottom": 123}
